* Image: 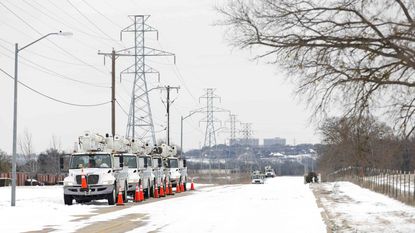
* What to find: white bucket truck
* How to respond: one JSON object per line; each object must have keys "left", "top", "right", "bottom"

{"left": 63, "top": 132, "right": 129, "bottom": 205}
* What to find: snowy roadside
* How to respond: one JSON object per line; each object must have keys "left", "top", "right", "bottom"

{"left": 311, "top": 182, "right": 415, "bottom": 233}
{"left": 0, "top": 184, "right": 211, "bottom": 233}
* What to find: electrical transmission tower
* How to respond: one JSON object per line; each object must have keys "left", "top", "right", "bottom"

{"left": 198, "top": 88, "right": 229, "bottom": 148}
{"left": 226, "top": 114, "right": 239, "bottom": 146}
{"left": 240, "top": 123, "right": 253, "bottom": 146}
{"left": 119, "top": 15, "right": 175, "bottom": 145}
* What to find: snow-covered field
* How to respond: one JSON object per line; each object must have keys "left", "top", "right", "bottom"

{"left": 0, "top": 177, "right": 326, "bottom": 233}
{"left": 313, "top": 182, "right": 415, "bottom": 233}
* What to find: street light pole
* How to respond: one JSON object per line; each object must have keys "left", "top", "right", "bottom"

{"left": 11, "top": 31, "right": 72, "bottom": 206}
{"left": 180, "top": 111, "right": 199, "bottom": 157}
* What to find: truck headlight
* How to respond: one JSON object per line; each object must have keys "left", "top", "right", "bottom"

{"left": 102, "top": 180, "right": 114, "bottom": 185}
{"left": 64, "top": 181, "right": 74, "bottom": 186}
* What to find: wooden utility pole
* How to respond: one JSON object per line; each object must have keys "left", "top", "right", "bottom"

{"left": 111, "top": 49, "right": 116, "bottom": 137}
{"left": 163, "top": 85, "right": 180, "bottom": 145}
{"left": 98, "top": 49, "right": 118, "bottom": 136}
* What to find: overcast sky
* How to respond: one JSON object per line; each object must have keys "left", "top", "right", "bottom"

{"left": 0, "top": 0, "right": 319, "bottom": 154}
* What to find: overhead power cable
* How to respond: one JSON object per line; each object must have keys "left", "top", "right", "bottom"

{"left": 0, "top": 45, "right": 110, "bottom": 88}
{"left": 80, "top": 0, "right": 122, "bottom": 28}
{"left": 0, "top": 1, "right": 108, "bottom": 75}
{"left": 22, "top": 0, "right": 116, "bottom": 49}
{"left": 0, "top": 68, "right": 110, "bottom": 107}
{"left": 66, "top": 0, "right": 125, "bottom": 48}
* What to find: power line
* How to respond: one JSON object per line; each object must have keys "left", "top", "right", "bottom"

{"left": 66, "top": 0, "right": 124, "bottom": 48}
{"left": 80, "top": 0, "right": 122, "bottom": 28}
{"left": 22, "top": 0, "right": 117, "bottom": 49}
{"left": 0, "top": 1, "right": 108, "bottom": 76}
{"left": 0, "top": 44, "right": 110, "bottom": 89}
{"left": 0, "top": 67, "right": 110, "bottom": 107}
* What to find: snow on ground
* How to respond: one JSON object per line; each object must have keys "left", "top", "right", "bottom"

{"left": 0, "top": 178, "right": 326, "bottom": 233}
{"left": 314, "top": 182, "right": 415, "bottom": 233}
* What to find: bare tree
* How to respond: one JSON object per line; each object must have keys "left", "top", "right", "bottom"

{"left": 218, "top": 0, "right": 415, "bottom": 135}
{"left": 18, "top": 129, "right": 37, "bottom": 183}
{"left": 0, "top": 149, "right": 11, "bottom": 173}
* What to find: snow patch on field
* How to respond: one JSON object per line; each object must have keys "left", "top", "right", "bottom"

{"left": 315, "top": 182, "right": 415, "bottom": 233}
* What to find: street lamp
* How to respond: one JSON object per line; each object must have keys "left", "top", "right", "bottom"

{"left": 11, "top": 31, "right": 72, "bottom": 207}
{"left": 180, "top": 111, "right": 199, "bottom": 157}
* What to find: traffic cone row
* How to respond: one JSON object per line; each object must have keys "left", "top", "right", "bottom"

{"left": 123, "top": 178, "right": 197, "bottom": 206}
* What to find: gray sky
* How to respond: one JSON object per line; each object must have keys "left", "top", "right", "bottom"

{"left": 0, "top": 0, "right": 319, "bottom": 154}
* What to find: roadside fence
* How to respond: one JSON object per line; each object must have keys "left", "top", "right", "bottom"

{"left": 325, "top": 167, "right": 415, "bottom": 206}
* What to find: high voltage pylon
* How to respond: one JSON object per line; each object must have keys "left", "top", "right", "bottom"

{"left": 240, "top": 122, "right": 253, "bottom": 145}
{"left": 225, "top": 114, "right": 239, "bottom": 145}
{"left": 118, "top": 15, "right": 175, "bottom": 145}
{"left": 198, "top": 88, "right": 229, "bottom": 148}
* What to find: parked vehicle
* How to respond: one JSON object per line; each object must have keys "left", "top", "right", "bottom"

{"left": 264, "top": 166, "right": 276, "bottom": 178}
{"left": 63, "top": 132, "right": 129, "bottom": 205}
{"left": 251, "top": 173, "right": 265, "bottom": 184}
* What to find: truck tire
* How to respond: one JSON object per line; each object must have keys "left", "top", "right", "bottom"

{"left": 64, "top": 194, "right": 73, "bottom": 205}
{"left": 107, "top": 184, "right": 116, "bottom": 205}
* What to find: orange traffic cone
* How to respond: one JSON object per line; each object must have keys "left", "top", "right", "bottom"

{"left": 140, "top": 184, "right": 144, "bottom": 201}
{"left": 165, "top": 182, "right": 170, "bottom": 195}
{"left": 176, "top": 182, "right": 181, "bottom": 193}
{"left": 160, "top": 185, "right": 165, "bottom": 197}
{"left": 190, "top": 179, "right": 195, "bottom": 191}
{"left": 81, "top": 169, "right": 87, "bottom": 189}
{"left": 154, "top": 184, "right": 159, "bottom": 198}
{"left": 134, "top": 185, "right": 141, "bottom": 202}
{"left": 181, "top": 182, "right": 185, "bottom": 192}
{"left": 116, "top": 187, "right": 124, "bottom": 206}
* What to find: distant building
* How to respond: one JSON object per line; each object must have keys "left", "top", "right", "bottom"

{"left": 263, "top": 137, "right": 286, "bottom": 146}
{"left": 230, "top": 138, "right": 259, "bottom": 146}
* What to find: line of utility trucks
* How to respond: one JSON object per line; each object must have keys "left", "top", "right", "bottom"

{"left": 63, "top": 132, "right": 188, "bottom": 205}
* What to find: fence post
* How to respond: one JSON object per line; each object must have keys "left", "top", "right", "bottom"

{"left": 409, "top": 170, "right": 411, "bottom": 203}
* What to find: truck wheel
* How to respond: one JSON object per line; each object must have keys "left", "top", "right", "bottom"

{"left": 107, "top": 184, "right": 116, "bottom": 205}
{"left": 64, "top": 194, "right": 73, "bottom": 205}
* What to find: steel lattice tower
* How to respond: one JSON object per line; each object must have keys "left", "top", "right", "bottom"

{"left": 119, "top": 15, "right": 174, "bottom": 145}
{"left": 240, "top": 123, "right": 253, "bottom": 145}
{"left": 199, "top": 89, "right": 228, "bottom": 148}
{"left": 227, "top": 114, "right": 238, "bottom": 145}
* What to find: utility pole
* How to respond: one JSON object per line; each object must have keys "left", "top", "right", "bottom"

{"left": 98, "top": 49, "right": 118, "bottom": 136}
{"left": 161, "top": 85, "right": 179, "bottom": 145}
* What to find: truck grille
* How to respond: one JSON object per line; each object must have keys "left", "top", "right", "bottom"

{"left": 75, "top": 175, "right": 99, "bottom": 185}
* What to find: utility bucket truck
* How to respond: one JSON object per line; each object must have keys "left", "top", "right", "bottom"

{"left": 150, "top": 145, "right": 168, "bottom": 194}
{"left": 134, "top": 142, "right": 155, "bottom": 198}
{"left": 163, "top": 145, "right": 188, "bottom": 189}
{"left": 63, "top": 132, "right": 129, "bottom": 205}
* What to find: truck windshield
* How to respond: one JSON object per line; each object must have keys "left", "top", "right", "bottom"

{"left": 168, "top": 159, "right": 178, "bottom": 168}
{"left": 70, "top": 154, "right": 111, "bottom": 169}
{"left": 123, "top": 155, "right": 137, "bottom": 168}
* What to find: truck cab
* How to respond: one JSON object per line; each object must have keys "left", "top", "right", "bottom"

{"left": 177, "top": 158, "right": 188, "bottom": 189}
{"left": 117, "top": 153, "right": 140, "bottom": 196}
{"left": 151, "top": 155, "right": 166, "bottom": 190}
